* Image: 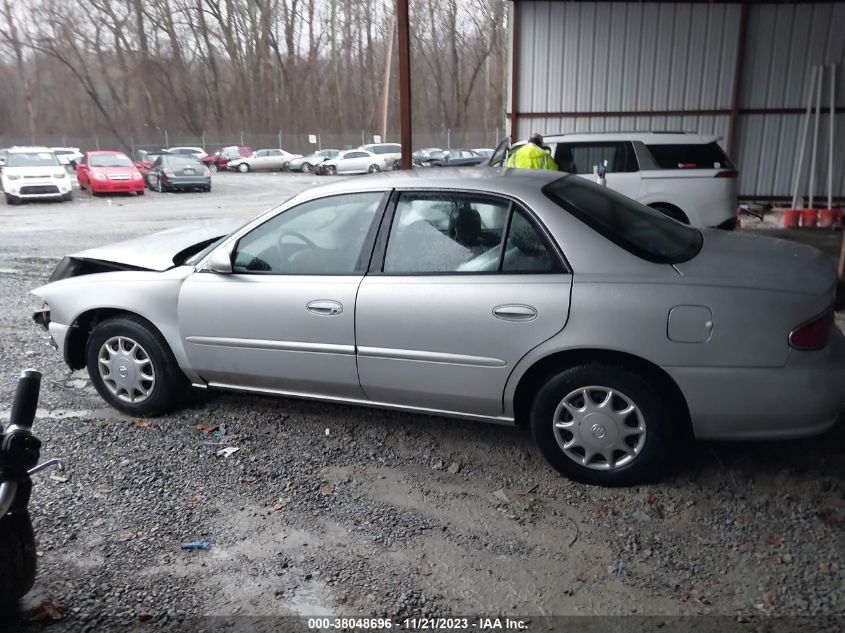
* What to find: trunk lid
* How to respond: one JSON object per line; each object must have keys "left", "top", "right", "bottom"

{"left": 675, "top": 229, "right": 837, "bottom": 297}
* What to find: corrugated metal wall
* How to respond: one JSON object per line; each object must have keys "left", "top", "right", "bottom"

{"left": 510, "top": 2, "right": 845, "bottom": 199}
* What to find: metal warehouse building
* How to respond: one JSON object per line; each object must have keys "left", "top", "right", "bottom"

{"left": 507, "top": 1, "right": 845, "bottom": 200}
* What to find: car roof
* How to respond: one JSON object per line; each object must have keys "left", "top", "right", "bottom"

{"left": 87, "top": 150, "right": 129, "bottom": 155}
{"left": 542, "top": 132, "right": 719, "bottom": 145}
{"left": 295, "top": 167, "right": 564, "bottom": 198}
{"left": 8, "top": 146, "right": 53, "bottom": 153}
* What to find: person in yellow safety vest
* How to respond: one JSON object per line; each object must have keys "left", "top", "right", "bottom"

{"left": 506, "top": 133, "right": 558, "bottom": 170}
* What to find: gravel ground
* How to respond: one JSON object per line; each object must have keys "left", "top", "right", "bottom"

{"left": 0, "top": 175, "right": 843, "bottom": 629}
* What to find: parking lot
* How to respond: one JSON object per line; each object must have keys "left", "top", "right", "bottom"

{"left": 1, "top": 172, "right": 843, "bottom": 626}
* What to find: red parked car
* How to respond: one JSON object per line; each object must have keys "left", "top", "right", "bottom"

{"left": 135, "top": 150, "right": 171, "bottom": 187}
{"left": 203, "top": 145, "right": 252, "bottom": 172}
{"left": 77, "top": 151, "right": 145, "bottom": 195}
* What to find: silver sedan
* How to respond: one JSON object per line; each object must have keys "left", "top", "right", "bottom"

{"left": 31, "top": 169, "right": 845, "bottom": 485}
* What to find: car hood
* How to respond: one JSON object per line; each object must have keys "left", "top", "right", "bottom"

{"left": 90, "top": 166, "right": 139, "bottom": 174}
{"left": 62, "top": 219, "right": 244, "bottom": 272}
{"left": 675, "top": 229, "right": 837, "bottom": 297}
{"left": 3, "top": 165, "right": 66, "bottom": 177}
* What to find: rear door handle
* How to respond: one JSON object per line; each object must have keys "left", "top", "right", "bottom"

{"left": 307, "top": 300, "right": 343, "bottom": 316}
{"left": 492, "top": 304, "right": 537, "bottom": 321}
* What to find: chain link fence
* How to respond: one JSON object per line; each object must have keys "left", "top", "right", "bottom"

{"left": 0, "top": 129, "right": 506, "bottom": 158}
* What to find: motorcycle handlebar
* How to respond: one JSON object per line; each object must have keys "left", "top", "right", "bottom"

{"left": 9, "top": 369, "right": 42, "bottom": 431}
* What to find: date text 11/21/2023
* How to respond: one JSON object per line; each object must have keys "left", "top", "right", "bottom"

{"left": 306, "top": 617, "right": 529, "bottom": 630}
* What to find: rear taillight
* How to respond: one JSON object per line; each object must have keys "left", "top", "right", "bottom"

{"left": 163, "top": 168, "right": 175, "bottom": 176}
{"left": 714, "top": 170, "right": 738, "bottom": 178}
{"left": 789, "top": 310, "right": 833, "bottom": 350}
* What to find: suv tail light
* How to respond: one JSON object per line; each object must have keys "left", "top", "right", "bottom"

{"left": 789, "top": 310, "right": 834, "bottom": 350}
{"left": 714, "top": 170, "right": 738, "bottom": 178}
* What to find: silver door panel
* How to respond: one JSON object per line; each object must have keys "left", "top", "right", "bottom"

{"left": 355, "top": 274, "right": 572, "bottom": 415}
{"left": 178, "top": 273, "right": 364, "bottom": 398}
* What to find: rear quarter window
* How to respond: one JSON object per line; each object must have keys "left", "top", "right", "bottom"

{"left": 646, "top": 142, "right": 734, "bottom": 170}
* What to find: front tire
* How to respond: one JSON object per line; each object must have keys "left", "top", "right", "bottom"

{"left": 0, "top": 509, "right": 36, "bottom": 605}
{"left": 237, "top": 162, "right": 250, "bottom": 173}
{"left": 302, "top": 163, "right": 312, "bottom": 173}
{"left": 86, "top": 315, "right": 188, "bottom": 417}
{"left": 5, "top": 193, "right": 20, "bottom": 205}
{"left": 62, "top": 191, "right": 73, "bottom": 202}
{"left": 208, "top": 163, "right": 218, "bottom": 173}
{"left": 156, "top": 177, "right": 166, "bottom": 193}
{"left": 529, "top": 364, "right": 676, "bottom": 486}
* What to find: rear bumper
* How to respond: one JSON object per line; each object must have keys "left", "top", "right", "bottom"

{"left": 668, "top": 328, "right": 845, "bottom": 440}
{"left": 165, "top": 177, "right": 210, "bottom": 189}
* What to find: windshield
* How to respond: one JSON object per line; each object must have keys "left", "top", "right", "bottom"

{"left": 543, "top": 176, "right": 703, "bottom": 264}
{"left": 164, "top": 156, "right": 202, "bottom": 167}
{"left": 90, "top": 153, "right": 133, "bottom": 168}
{"left": 8, "top": 151, "right": 60, "bottom": 167}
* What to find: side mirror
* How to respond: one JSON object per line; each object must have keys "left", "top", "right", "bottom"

{"left": 206, "top": 244, "right": 234, "bottom": 274}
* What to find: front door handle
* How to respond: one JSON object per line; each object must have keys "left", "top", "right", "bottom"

{"left": 492, "top": 304, "right": 537, "bottom": 322}
{"left": 307, "top": 300, "right": 343, "bottom": 316}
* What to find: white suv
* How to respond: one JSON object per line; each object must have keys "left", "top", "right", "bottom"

{"left": 501, "top": 132, "right": 738, "bottom": 228}
{"left": 360, "top": 143, "right": 401, "bottom": 170}
{"left": 2, "top": 147, "right": 73, "bottom": 204}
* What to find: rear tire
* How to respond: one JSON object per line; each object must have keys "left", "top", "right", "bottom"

{"left": 368, "top": 164, "right": 381, "bottom": 173}
{"left": 0, "top": 509, "right": 37, "bottom": 605}
{"left": 85, "top": 315, "right": 188, "bottom": 417}
{"left": 529, "top": 363, "right": 677, "bottom": 486}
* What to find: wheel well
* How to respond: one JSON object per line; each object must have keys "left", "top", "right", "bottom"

{"left": 512, "top": 348, "right": 692, "bottom": 437}
{"left": 648, "top": 202, "right": 689, "bottom": 224}
{"left": 64, "top": 309, "right": 162, "bottom": 370}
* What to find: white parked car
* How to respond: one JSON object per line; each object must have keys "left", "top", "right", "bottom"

{"left": 2, "top": 147, "right": 73, "bottom": 204}
{"left": 167, "top": 146, "right": 208, "bottom": 159}
{"left": 228, "top": 149, "right": 301, "bottom": 173}
{"left": 497, "top": 132, "right": 738, "bottom": 229}
{"left": 321, "top": 149, "right": 383, "bottom": 175}
{"left": 51, "top": 147, "right": 84, "bottom": 166}
{"left": 360, "top": 143, "right": 401, "bottom": 170}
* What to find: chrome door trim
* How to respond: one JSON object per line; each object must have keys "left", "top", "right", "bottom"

{"left": 357, "top": 346, "right": 507, "bottom": 367}
{"left": 206, "top": 381, "right": 516, "bottom": 426}
{"left": 185, "top": 336, "right": 354, "bottom": 355}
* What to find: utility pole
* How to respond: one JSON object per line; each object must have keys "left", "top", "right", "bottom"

{"left": 379, "top": 15, "right": 397, "bottom": 142}
{"left": 397, "top": 0, "right": 412, "bottom": 169}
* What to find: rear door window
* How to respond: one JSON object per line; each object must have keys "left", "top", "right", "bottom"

{"left": 382, "top": 192, "right": 561, "bottom": 274}
{"left": 646, "top": 142, "right": 734, "bottom": 170}
{"left": 554, "top": 142, "right": 637, "bottom": 175}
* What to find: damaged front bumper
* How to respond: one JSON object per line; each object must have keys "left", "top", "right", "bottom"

{"left": 32, "top": 306, "right": 64, "bottom": 351}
